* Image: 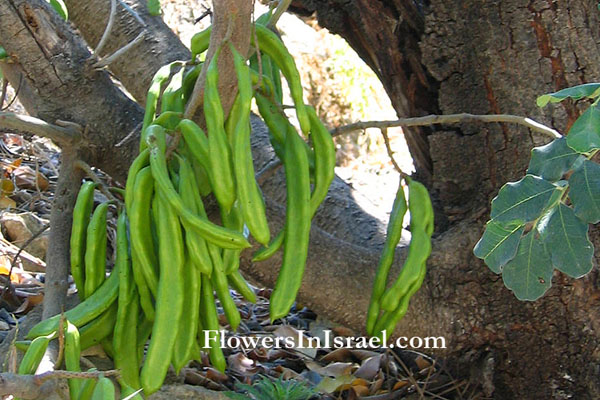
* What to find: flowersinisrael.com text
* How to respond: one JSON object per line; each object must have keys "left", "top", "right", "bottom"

{"left": 204, "top": 330, "right": 446, "bottom": 350}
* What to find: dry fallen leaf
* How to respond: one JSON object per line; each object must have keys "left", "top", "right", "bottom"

{"left": 273, "top": 365, "right": 302, "bottom": 380}
{"left": 0, "top": 178, "right": 14, "bottom": 196}
{"left": 315, "top": 375, "right": 355, "bottom": 394}
{"left": 392, "top": 380, "right": 409, "bottom": 390}
{"left": 0, "top": 196, "right": 16, "bottom": 209}
{"left": 13, "top": 165, "right": 49, "bottom": 191}
{"left": 414, "top": 355, "right": 433, "bottom": 371}
{"left": 273, "top": 325, "right": 318, "bottom": 359}
{"left": 321, "top": 347, "right": 352, "bottom": 363}
{"left": 305, "top": 360, "right": 354, "bottom": 378}
{"left": 227, "top": 352, "right": 259, "bottom": 376}
{"left": 355, "top": 354, "right": 383, "bottom": 381}
{"left": 370, "top": 375, "right": 384, "bottom": 394}
{"left": 350, "top": 349, "right": 380, "bottom": 361}
{"left": 351, "top": 383, "right": 370, "bottom": 397}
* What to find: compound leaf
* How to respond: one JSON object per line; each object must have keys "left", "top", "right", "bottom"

{"left": 537, "top": 83, "right": 600, "bottom": 107}
{"left": 527, "top": 137, "right": 581, "bottom": 181}
{"left": 502, "top": 231, "right": 553, "bottom": 301}
{"left": 474, "top": 221, "right": 525, "bottom": 273}
{"left": 490, "top": 175, "right": 558, "bottom": 223}
{"left": 566, "top": 104, "right": 600, "bottom": 153}
{"left": 541, "top": 204, "right": 593, "bottom": 278}
{"left": 568, "top": 159, "right": 600, "bottom": 223}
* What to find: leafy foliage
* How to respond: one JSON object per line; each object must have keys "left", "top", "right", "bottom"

{"left": 536, "top": 83, "right": 600, "bottom": 107}
{"left": 475, "top": 84, "right": 600, "bottom": 300}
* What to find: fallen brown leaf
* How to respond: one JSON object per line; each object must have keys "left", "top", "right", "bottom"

{"left": 305, "top": 360, "right": 354, "bottom": 378}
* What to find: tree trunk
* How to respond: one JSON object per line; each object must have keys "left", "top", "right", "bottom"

{"left": 2, "top": 0, "right": 600, "bottom": 398}
{"left": 291, "top": 0, "right": 600, "bottom": 398}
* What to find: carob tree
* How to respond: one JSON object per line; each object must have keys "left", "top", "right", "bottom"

{"left": 0, "top": 0, "right": 599, "bottom": 398}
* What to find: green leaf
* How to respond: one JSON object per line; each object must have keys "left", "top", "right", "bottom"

{"left": 47, "top": 0, "right": 68, "bottom": 20}
{"left": 473, "top": 221, "right": 525, "bottom": 273}
{"left": 0, "top": 46, "right": 7, "bottom": 60}
{"left": 568, "top": 159, "right": 600, "bottom": 223}
{"left": 147, "top": 0, "right": 161, "bottom": 16}
{"left": 537, "top": 83, "right": 600, "bottom": 107}
{"left": 527, "top": 137, "right": 582, "bottom": 181}
{"left": 566, "top": 104, "right": 600, "bottom": 152}
{"left": 540, "top": 204, "right": 593, "bottom": 278}
{"left": 490, "top": 175, "right": 559, "bottom": 223}
{"left": 502, "top": 231, "right": 553, "bottom": 301}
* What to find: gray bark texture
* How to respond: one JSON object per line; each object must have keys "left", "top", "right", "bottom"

{"left": 290, "top": 0, "right": 600, "bottom": 398}
{"left": 0, "top": 0, "right": 599, "bottom": 398}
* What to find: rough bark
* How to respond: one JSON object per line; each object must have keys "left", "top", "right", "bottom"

{"left": 291, "top": 0, "right": 600, "bottom": 398}
{"left": 0, "top": 0, "right": 141, "bottom": 321}
{"left": 0, "top": 0, "right": 141, "bottom": 183}
{"left": 2, "top": 0, "right": 600, "bottom": 398}
{"left": 42, "top": 149, "right": 83, "bottom": 319}
{"left": 62, "top": 0, "right": 190, "bottom": 103}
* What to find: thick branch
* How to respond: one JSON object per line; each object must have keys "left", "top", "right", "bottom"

{"left": 185, "top": 0, "right": 252, "bottom": 119}
{"left": 0, "top": 112, "right": 80, "bottom": 145}
{"left": 0, "top": 0, "right": 142, "bottom": 183}
{"left": 63, "top": 0, "right": 190, "bottom": 103}
{"left": 43, "top": 149, "right": 83, "bottom": 319}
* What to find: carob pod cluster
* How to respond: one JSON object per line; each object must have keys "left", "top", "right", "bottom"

{"left": 23, "top": 13, "right": 336, "bottom": 397}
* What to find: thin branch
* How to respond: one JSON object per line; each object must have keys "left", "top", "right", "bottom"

{"left": 2, "top": 224, "right": 50, "bottom": 297}
{"left": 0, "top": 236, "right": 46, "bottom": 270}
{"left": 35, "top": 369, "right": 121, "bottom": 383}
{"left": 117, "top": 0, "right": 147, "bottom": 27}
{"left": 1, "top": 74, "right": 23, "bottom": 111}
{"left": 93, "top": 31, "right": 146, "bottom": 69}
{"left": 74, "top": 160, "right": 118, "bottom": 203}
{"left": 0, "top": 77, "right": 8, "bottom": 108}
{"left": 330, "top": 113, "right": 562, "bottom": 140}
{"left": 195, "top": 8, "right": 212, "bottom": 24}
{"left": 251, "top": 14, "right": 263, "bottom": 92}
{"left": 0, "top": 369, "right": 121, "bottom": 398}
{"left": 184, "top": 16, "right": 236, "bottom": 119}
{"left": 267, "top": 0, "right": 293, "bottom": 28}
{"left": 115, "top": 120, "right": 142, "bottom": 148}
{"left": 380, "top": 128, "right": 406, "bottom": 177}
{"left": 0, "top": 112, "right": 80, "bottom": 145}
{"left": 93, "top": 0, "right": 117, "bottom": 56}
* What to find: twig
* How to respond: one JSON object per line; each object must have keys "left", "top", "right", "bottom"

{"left": 56, "top": 315, "right": 65, "bottom": 369}
{"left": 0, "top": 236, "right": 46, "bottom": 269}
{"left": 34, "top": 369, "right": 120, "bottom": 383}
{"left": 330, "top": 113, "right": 562, "bottom": 140}
{"left": 1, "top": 75, "right": 23, "bottom": 111}
{"left": 194, "top": 5, "right": 212, "bottom": 24}
{"left": 93, "top": 0, "right": 117, "bottom": 56}
{"left": 250, "top": 6, "right": 264, "bottom": 93}
{"left": 1, "top": 223, "right": 50, "bottom": 298}
{"left": 116, "top": 0, "right": 146, "bottom": 27}
{"left": 390, "top": 351, "right": 426, "bottom": 398}
{"left": 31, "top": 142, "right": 60, "bottom": 177}
{"left": 0, "top": 77, "right": 8, "bottom": 108}
{"left": 184, "top": 16, "right": 234, "bottom": 119}
{"left": 0, "top": 112, "right": 80, "bottom": 145}
{"left": 267, "top": 0, "right": 293, "bottom": 28}
{"left": 115, "top": 121, "right": 142, "bottom": 148}
{"left": 93, "top": 31, "right": 146, "bottom": 69}
{"left": 380, "top": 127, "right": 406, "bottom": 177}
{"left": 73, "top": 160, "right": 118, "bottom": 203}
